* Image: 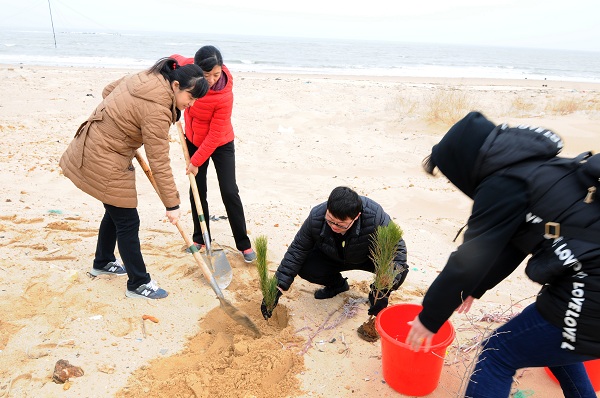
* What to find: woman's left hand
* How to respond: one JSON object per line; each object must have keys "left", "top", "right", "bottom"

{"left": 186, "top": 163, "right": 198, "bottom": 176}
{"left": 456, "top": 296, "right": 475, "bottom": 314}
{"left": 405, "top": 315, "right": 435, "bottom": 352}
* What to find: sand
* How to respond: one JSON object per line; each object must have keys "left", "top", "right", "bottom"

{"left": 1, "top": 64, "right": 599, "bottom": 397}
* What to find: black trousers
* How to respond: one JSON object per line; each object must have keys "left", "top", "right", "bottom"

{"left": 186, "top": 140, "right": 251, "bottom": 251}
{"left": 298, "top": 248, "right": 375, "bottom": 287}
{"left": 93, "top": 204, "right": 151, "bottom": 290}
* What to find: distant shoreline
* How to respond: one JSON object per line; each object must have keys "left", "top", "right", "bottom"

{"left": 3, "top": 63, "right": 600, "bottom": 90}
{"left": 2, "top": 30, "right": 600, "bottom": 83}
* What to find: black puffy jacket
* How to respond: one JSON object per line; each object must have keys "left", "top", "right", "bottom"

{"left": 275, "top": 196, "right": 408, "bottom": 291}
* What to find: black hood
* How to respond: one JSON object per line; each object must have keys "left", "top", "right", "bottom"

{"left": 431, "top": 112, "right": 496, "bottom": 198}
{"left": 431, "top": 111, "right": 563, "bottom": 199}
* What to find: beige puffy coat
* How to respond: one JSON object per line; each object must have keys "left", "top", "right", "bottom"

{"left": 59, "top": 71, "right": 180, "bottom": 209}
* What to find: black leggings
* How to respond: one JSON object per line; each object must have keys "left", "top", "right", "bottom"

{"left": 94, "top": 204, "right": 150, "bottom": 290}
{"left": 187, "top": 140, "right": 251, "bottom": 251}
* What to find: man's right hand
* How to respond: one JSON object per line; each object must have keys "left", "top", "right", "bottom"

{"left": 261, "top": 290, "right": 283, "bottom": 320}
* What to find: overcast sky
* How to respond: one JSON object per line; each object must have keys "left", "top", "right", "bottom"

{"left": 1, "top": 0, "right": 599, "bottom": 51}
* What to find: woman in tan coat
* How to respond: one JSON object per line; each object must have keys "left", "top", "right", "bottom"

{"left": 60, "top": 57, "right": 208, "bottom": 299}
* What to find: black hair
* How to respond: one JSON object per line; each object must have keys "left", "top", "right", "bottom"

{"left": 326, "top": 186, "right": 362, "bottom": 220}
{"left": 194, "top": 45, "right": 223, "bottom": 73}
{"left": 147, "top": 57, "right": 209, "bottom": 98}
{"left": 422, "top": 154, "right": 437, "bottom": 175}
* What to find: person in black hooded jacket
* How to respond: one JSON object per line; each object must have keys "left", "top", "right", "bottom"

{"left": 260, "top": 186, "right": 408, "bottom": 320}
{"left": 405, "top": 112, "right": 600, "bottom": 398}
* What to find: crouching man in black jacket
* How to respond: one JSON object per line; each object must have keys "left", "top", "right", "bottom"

{"left": 260, "top": 186, "right": 408, "bottom": 320}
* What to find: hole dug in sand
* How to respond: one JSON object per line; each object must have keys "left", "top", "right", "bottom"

{"left": 117, "top": 301, "right": 304, "bottom": 398}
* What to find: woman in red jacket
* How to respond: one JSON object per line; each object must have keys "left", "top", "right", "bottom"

{"left": 171, "top": 46, "right": 256, "bottom": 262}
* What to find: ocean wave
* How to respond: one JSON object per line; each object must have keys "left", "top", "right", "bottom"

{"left": 1, "top": 30, "right": 599, "bottom": 82}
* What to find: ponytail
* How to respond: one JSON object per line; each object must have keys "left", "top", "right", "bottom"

{"left": 148, "top": 57, "right": 209, "bottom": 99}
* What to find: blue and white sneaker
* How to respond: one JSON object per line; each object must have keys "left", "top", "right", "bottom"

{"left": 90, "top": 259, "right": 126, "bottom": 276}
{"left": 125, "top": 280, "right": 168, "bottom": 300}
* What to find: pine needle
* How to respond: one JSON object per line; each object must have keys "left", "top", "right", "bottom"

{"left": 255, "top": 235, "right": 269, "bottom": 283}
{"left": 254, "top": 235, "right": 279, "bottom": 312}
{"left": 370, "top": 221, "right": 404, "bottom": 296}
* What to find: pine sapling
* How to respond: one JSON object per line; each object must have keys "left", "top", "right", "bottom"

{"left": 370, "top": 220, "right": 404, "bottom": 305}
{"left": 254, "top": 235, "right": 279, "bottom": 316}
{"left": 357, "top": 221, "right": 405, "bottom": 341}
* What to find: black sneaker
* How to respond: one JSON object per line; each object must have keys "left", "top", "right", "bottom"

{"left": 314, "top": 278, "right": 349, "bottom": 299}
{"left": 90, "top": 259, "right": 126, "bottom": 276}
{"left": 125, "top": 280, "right": 168, "bottom": 299}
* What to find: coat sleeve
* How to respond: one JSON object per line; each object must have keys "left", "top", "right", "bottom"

{"left": 418, "top": 175, "right": 528, "bottom": 333}
{"left": 470, "top": 242, "right": 528, "bottom": 297}
{"left": 393, "top": 238, "right": 409, "bottom": 288}
{"left": 189, "top": 91, "right": 234, "bottom": 167}
{"left": 141, "top": 108, "right": 180, "bottom": 209}
{"left": 275, "top": 215, "right": 316, "bottom": 291}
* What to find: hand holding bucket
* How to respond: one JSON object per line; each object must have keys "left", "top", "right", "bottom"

{"left": 405, "top": 315, "right": 435, "bottom": 352}
{"left": 405, "top": 295, "right": 472, "bottom": 352}
{"left": 375, "top": 304, "right": 455, "bottom": 396}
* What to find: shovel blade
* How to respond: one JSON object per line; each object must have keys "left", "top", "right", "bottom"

{"left": 202, "top": 249, "right": 232, "bottom": 289}
{"left": 218, "top": 296, "right": 261, "bottom": 337}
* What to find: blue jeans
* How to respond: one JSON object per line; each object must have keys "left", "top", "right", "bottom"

{"left": 465, "top": 303, "right": 596, "bottom": 398}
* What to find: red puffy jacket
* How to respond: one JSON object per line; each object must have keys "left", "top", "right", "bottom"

{"left": 170, "top": 54, "right": 235, "bottom": 166}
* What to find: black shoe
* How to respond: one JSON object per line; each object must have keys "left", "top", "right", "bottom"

{"left": 314, "top": 278, "right": 349, "bottom": 299}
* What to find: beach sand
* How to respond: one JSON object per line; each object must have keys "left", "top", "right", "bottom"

{"left": 1, "top": 64, "right": 599, "bottom": 397}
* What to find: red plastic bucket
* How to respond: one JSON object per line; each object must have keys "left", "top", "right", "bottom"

{"left": 375, "top": 303, "right": 455, "bottom": 396}
{"left": 544, "top": 359, "right": 600, "bottom": 391}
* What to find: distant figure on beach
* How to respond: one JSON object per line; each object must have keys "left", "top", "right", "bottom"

{"left": 170, "top": 46, "right": 256, "bottom": 263}
{"left": 59, "top": 58, "right": 208, "bottom": 300}
{"left": 261, "top": 186, "right": 409, "bottom": 320}
{"left": 406, "top": 112, "right": 600, "bottom": 397}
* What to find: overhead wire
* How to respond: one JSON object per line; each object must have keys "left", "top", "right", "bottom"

{"left": 48, "top": 0, "right": 116, "bottom": 31}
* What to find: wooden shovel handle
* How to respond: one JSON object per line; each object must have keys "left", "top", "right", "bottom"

{"left": 134, "top": 151, "right": 160, "bottom": 194}
{"left": 134, "top": 150, "right": 223, "bottom": 298}
{"left": 174, "top": 220, "right": 224, "bottom": 298}
{"left": 176, "top": 121, "right": 193, "bottom": 166}
{"left": 176, "top": 121, "right": 212, "bottom": 252}
{"left": 135, "top": 151, "right": 260, "bottom": 337}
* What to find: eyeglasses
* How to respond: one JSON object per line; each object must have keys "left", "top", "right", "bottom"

{"left": 325, "top": 217, "right": 354, "bottom": 230}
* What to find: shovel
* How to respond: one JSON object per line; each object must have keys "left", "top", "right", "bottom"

{"left": 134, "top": 150, "right": 260, "bottom": 337}
{"left": 176, "top": 121, "right": 233, "bottom": 289}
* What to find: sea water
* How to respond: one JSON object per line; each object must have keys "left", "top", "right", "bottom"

{"left": 1, "top": 28, "right": 599, "bottom": 82}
